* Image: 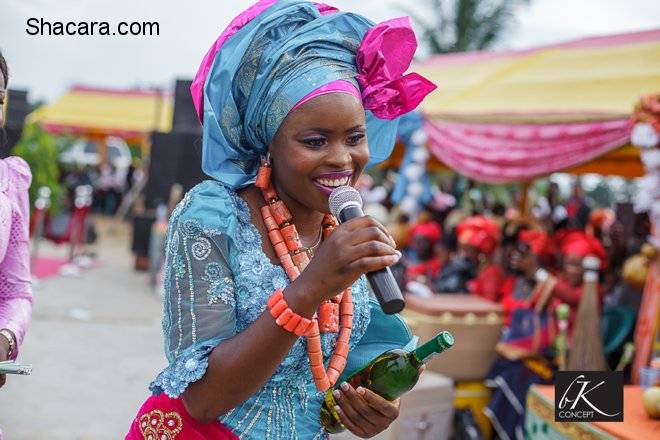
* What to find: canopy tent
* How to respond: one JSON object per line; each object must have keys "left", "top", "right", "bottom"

{"left": 382, "top": 142, "right": 645, "bottom": 179}
{"left": 411, "top": 28, "right": 660, "bottom": 183}
{"left": 28, "top": 86, "right": 173, "bottom": 157}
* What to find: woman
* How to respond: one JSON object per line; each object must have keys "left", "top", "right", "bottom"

{"left": 0, "top": 49, "right": 33, "bottom": 389}
{"left": 405, "top": 220, "right": 443, "bottom": 283}
{"left": 127, "top": 1, "right": 435, "bottom": 438}
{"left": 457, "top": 216, "right": 503, "bottom": 300}
{"left": 551, "top": 230, "right": 607, "bottom": 332}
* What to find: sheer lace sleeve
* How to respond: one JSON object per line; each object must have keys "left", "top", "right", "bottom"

{"left": 150, "top": 182, "right": 239, "bottom": 397}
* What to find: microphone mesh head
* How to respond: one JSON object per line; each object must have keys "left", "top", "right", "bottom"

{"left": 329, "top": 186, "right": 363, "bottom": 219}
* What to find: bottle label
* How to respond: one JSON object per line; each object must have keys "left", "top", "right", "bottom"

{"left": 323, "top": 390, "right": 345, "bottom": 429}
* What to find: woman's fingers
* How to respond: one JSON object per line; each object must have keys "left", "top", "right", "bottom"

{"left": 351, "top": 240, "right": 399, "bottom": 259}
{"left": 346, "top": 254, "right": 400, "bottom": 274}
{"left": 358, "top": 387, "right": 400, "bottom": 420}
{"left": 342, "top": 383, "right": 390, "bottom": 425}
{"left": 346, "top": 225, "right": 394, "bottom": 248}
{"left": 333, "top": 385, "right": 379, "bottom": 435}
{"left": 333, "top": 383, "right": 399, "bottom": 438}
{"left": 334, "top": 404, "right": 368, "bottom": 438}
{"left": 342, "top": 217, "right": 396, "bottom": 248}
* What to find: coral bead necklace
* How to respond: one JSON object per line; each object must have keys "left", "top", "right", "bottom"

{"left": 256, "top": 159, "right": 352, "bottom": 391}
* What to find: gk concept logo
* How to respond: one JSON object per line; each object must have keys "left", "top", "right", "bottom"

{"left": 554, "top": 371, "right": 623, "bottom": 422}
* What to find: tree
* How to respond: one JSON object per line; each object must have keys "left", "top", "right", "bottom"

{"left": 12, "top": 123, "right": 63, "bottom": 213}
{"left": 402, "top": 0, "right": 531, "bottom": 54}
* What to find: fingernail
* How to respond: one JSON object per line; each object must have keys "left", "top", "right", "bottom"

{"left": 333, "top": 390, "right": 341, "bottom": 399}
{"left": 395, "top": 250, "right": 402, "bottom": 258}
{"left": 357, "top": 387, "right": 366, "bottom": 395}
{"left": 334, "top": 405, "right": 341, "bottom": 413}
{"left": 341, "top": 382, "right": 349, "bottom": 391}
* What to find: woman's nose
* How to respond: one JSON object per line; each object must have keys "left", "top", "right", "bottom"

{"left": 326, "top": 143, "right": 353, "bottom": 168}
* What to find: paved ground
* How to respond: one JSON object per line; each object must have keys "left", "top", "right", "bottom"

{"left": 0, "top": 217, "right": 166, "bottom": 440}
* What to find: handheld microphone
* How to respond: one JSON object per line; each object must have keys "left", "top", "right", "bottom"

{"left": 329, "top": 186, "right": 405, "bottom": 314}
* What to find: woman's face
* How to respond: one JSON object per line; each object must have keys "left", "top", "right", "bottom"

{"left": 562, "top": 253, "right": 583, "bottom": 287}
{"left": 269, "top": 92, "right": 369, "bottom": 214}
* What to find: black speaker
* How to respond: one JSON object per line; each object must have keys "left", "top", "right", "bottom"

{"left": 145, "top": 132, "right": 205, "bottom": 209}
{"left": 172, "top": 79, "right": 201, "bottom": 134}
{"left": 146, "top": 132, "right": 181, "bottom": 209}
{"left": 1, "top": 126, "right": 22, "bottom": 157}
{"left": 6, "top": 89, "right": 29, "bottom": 127}
{"left": 177, "top": 135, "right": 206, "bottom": 192}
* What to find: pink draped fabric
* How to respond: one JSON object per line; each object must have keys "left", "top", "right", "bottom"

{"left": 356, "top": 17, "right": 436, "bottom": 120}
{"left": 291, "top": 79, "right": 361, "bottom": 111}
{"left": 424, "top": 118, "right": 633, "bottom": 183}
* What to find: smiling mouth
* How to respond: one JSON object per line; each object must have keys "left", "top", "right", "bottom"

{"left": 312, "top": 175, "right": 352, "bottom": 188}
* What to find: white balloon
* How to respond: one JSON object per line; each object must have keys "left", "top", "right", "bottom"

{"left": 631, "top": 122, "right": 659, "bottom": 149}
{"left": 411, "top": 129, "right": 428, "bottom": 146}
{"left": 412, "top": 146, "right": 430, "bottom": 163}
{"left": 641, "top": 149, "right": 660, "bottom": 170}
{"left": 407, "top": 182, "right": 424, "bottom": 197}
{"left": 403, "top": 163, "right": 424, "bottom": 180}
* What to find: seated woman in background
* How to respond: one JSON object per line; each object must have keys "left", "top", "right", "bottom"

{"left": 434, "top": 215, "right": 500, "bottom": 295}
{"left": 551, "top": 230, "right": 607, "bottom": 333}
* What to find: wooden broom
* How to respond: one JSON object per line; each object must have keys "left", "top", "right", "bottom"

{"left": 567, "top": 256, "right": 608, "bottom": 371}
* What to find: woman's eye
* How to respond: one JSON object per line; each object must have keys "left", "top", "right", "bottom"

{"left": 347, "top": 133, "right": 365, "bottom": 145}
{"left": 303, "top": 137, "right": 327, "bottom": 148}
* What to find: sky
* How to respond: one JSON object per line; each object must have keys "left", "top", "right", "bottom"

{"left": 2, "top": 0, "right": 660, "bottom": 103}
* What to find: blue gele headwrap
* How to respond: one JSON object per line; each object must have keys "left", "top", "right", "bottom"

{"left": 198, "top": 0, "right": 400, "bottom": 189}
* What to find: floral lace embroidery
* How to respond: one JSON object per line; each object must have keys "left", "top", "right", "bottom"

{"left": 150, "top": 345, "right": 214, "bottom": 398}
{"left": 191, "top": 236, "right": 212, "bottom": 261}
{"left": 139, "top": 410, "right": 183, "bottom": 439}
{"left": 203, "top": 262, "right": 235, "bottom": 306}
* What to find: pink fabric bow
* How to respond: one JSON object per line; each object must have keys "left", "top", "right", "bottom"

{"left": 356, "top": 17, "right": 437, "bottom": 120}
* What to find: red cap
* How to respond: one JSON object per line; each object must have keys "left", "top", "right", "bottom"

{"left": 456, "top": 216, "right": 500, "bottom": 255}
{"left": 410, "top": 221, "right": 442, "bottom": 242}
{"left": 519, "top": 230, "right": 555, "bottom": 260}
{"left": 559, "top": 230, "right": 608, "bottom": 268}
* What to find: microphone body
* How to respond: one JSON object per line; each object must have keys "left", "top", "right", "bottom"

{"left": 331, "top": 188, "right": 405, "bottom": 314}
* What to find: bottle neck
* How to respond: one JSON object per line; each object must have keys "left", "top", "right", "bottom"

{"left": 409, "top": 332, "right": 454, "bottom": 367}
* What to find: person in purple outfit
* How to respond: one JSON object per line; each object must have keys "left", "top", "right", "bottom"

{"left": 0, "top": 49, "right": 33, "bottom": 389}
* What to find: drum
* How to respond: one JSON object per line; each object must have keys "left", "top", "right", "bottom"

{"left": 402, "top": 294, "right": 503, "bottom": 381}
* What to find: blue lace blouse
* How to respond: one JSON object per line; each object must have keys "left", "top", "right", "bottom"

{"left": 150, "top": 181, "right": 412, "bottom": 439}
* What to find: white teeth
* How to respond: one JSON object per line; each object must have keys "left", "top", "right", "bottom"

{"left": 315, "top": 176, "right": 350, "bottom": 187}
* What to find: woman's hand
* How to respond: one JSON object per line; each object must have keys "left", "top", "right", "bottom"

{"left": 332, "top": 382, "right": 400, "bottom": 438}
{"left": 297, "top": 216, "right": 399, "bottom": 302}
{"left": 0, "top": 337, "right": 9, "bottom": 389}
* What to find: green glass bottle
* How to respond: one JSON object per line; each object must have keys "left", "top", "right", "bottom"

{"left": 320, "top": 331, "right": 454, "bottom": 433}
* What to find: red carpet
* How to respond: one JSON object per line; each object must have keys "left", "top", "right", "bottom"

{"left": 32, "top": 257, "right": 68, "bottom": 279}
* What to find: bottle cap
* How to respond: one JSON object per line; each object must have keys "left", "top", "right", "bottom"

{"left": 436, "top": 331, "right": 455, "bottom": 349}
